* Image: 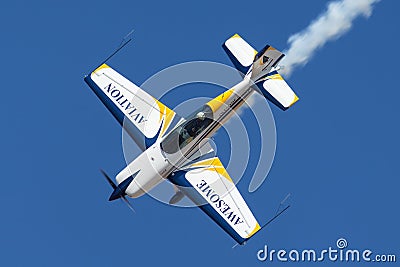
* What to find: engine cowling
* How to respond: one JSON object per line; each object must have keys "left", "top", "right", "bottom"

{"left": 116, "top": 143, "right": 171, "bottom": 198}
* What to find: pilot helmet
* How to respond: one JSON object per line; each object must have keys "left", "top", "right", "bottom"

{"left": 196, "top": 111, "right": 206, "bottom": 120}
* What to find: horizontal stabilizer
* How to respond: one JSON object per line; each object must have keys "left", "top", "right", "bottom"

{"left": 255, "top": 71, "right": 299, "bottom": 110}
{"left": 222, "top": 34, "right": 257, "bottom": 75}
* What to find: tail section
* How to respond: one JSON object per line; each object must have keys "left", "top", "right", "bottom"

{"left": 222, "top": 34, "right": 299, "bottom": 111}
{"left": 250, "top": 45, "right": 285, "bottom": 81}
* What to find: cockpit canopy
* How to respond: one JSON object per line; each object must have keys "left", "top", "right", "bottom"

{"left": 160, "top": 105, "right": 213, "bottom": 154}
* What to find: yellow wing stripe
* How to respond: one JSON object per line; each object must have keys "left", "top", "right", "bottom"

{"left": 246, "top": 223, "right": 261, "bottom": 238}
{"left": 206, "top": 88, "right": 234, "bottom": 113}
{"left": 160, "top": 105, "right": 175, "bottom": 137}
{"left": 205, "top": 166, "right": 233, "bottom": 183}
{"left": 267, "top": 74, "right": 284, "bottom": 81}
{"left": 190, "top": 157, "right": 233, "bottom": 183}
{"left": 93, "top": 63, "right": 110, "bottom": 74}
{"left": 153, "top": 99, "right": 165, "bottom": 123}
{"left": 153, "top": 98, "right": 177, "bottom": 137}
{"left": 190, "top": 157, "right": 219, "bottom": 168}
{"left": 289, "top": 95, "right": 299, "bottom": 107}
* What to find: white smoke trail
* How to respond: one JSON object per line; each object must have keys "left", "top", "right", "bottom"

{"left": 280, "top": 0, "right": 381, "bottom": 77}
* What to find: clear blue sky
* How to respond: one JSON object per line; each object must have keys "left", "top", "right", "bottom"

{"left": 1, "top": 0, "right": 398, "bottom": 266}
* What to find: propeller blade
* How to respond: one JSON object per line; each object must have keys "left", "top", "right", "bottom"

{"left": 121, "top": 196, "right": 136, "bottom": 214}
{"left": 100, "top": 169, "right": 117, "bottom": 189}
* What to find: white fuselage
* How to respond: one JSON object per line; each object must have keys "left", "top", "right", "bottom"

{"left": 119, "top": 77, "right": 254, "bottom": 198}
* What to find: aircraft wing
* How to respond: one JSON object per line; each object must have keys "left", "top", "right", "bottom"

{"left": 84, "top": 64, "right": 182, "bottom": 150}
{"left": 170, "top": 156, "right": 261, "bottom": 244}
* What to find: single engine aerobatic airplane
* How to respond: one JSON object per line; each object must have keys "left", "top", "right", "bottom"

{"left": 84, "top": 34, "right": 298, "bottom": 245}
